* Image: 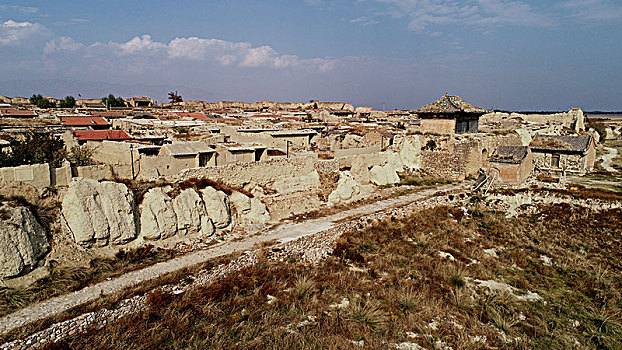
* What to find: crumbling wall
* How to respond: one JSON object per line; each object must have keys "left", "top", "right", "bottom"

{"left": 334, "top": 146, "right": 381, "bottom": 158}
{"left": 421, "top": 137, "right": 484, "bottom": 180}
{"left": 178, "top": 156, "right": 317, "bottom": 188}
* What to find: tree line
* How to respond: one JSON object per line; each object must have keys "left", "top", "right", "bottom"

{"left": 28, "top": 94, "right": 128, "bottom": 109}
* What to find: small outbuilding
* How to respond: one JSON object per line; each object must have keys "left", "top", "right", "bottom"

{"left": 415, "top": 94, "right": 487, "bottom": 134}
{"left": 529, "top": 134, "right": 596, "bottom": 175}
{"left": 488, "top": 146, "right": 533, "bottom": 185}
{"left": 160, "top": 141, "right": 217, "bottom": 168}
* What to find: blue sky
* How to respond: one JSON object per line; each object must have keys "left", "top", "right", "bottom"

{"left": 1, "top": 0, "right": 621, "bottom": 110}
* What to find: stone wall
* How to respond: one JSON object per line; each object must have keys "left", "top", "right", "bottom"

{"left": 420, "top": 118, "right": 456, "bottom": 135}
{"left": 334, "top": 146, "right": 381, "bottom": 158}
{"left": 0, "top": 163, "right": 51, "bottom": 188}
{"left": 139, "top": 155, "right": 198, "bottom": 180}
{"left": 177, "top": 156, "right": 317, "bottom": 188}
{"left": 532, "top": 151, "right": 587, "bottom": 174}
{"left": 75, "top": 165, "right": 114, "bottom": 181}
{"left": 421, "top": 151, "right": 466, "bottom": 180}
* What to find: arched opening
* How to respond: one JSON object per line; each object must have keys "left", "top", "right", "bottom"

{"left": 481, "top": 148, "right": 489, "bottom": 168}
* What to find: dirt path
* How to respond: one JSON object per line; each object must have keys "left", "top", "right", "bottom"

{"left": 0, "top": 184, "right": 462, "bottom": 335}
{"left": 599, "top": 147, "right": 618, "bottom": 172}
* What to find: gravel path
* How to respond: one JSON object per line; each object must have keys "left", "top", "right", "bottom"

{"left": 599, "top": 147, "right": 618, "bottom": 172}
{"left": 0, "top": 184, "right": 461, "bottom": 336}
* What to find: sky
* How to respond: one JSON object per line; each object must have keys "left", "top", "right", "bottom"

{"left": 0, "top": 0, "right": 621, "bottom": 111}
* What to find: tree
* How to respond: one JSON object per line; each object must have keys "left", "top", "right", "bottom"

{"left": 0, "top": 132, "right": 66, "bottom": 168}
{"left": 30, "top": 94, "right": 56, "bottom": 109}
{"left": 101, "top": 94, "right": 126, "bottom": 108}
{"left": 59, "top": 96, "right": 76, "bottom": 108}
{"left": 68, "top": 145, "right": 96, "bottom": 166}
{"left": 168, "top": 91, "right": 183, "bottom": 103}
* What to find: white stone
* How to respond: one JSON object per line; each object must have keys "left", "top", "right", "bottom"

{"left": 139, "top": 187, "right": 177, "bottom": 240}
{"left": 62, "top": 178, "right": 137, "bottom": 247}
{"left": 369, "top": 164, "right": 400, "bottom": 186}
{"left": 230, "top": 191, "right": 251, "bottom": 215}
{"left": 172, "top": 188, "right": 214, "bottom": 237}
{"left": 514, "top": 129, "right": 532, "bottom": 146}
{"left": 200, "top": 187, "right": 231, "bottom": 229}
{"left": 0, "top": 205, "right": 49, "bottom": 278}
{"left": 328, "top": 171, "right": 361, "bottom": 204}
{"left": 245, "top": 197, "right": 270, "bottom": 224}
{"left": 386, "top": 151, "right": 404, "bottom": 173}
{"left": 396, "top": 135, "right": 421, "bottom": 170}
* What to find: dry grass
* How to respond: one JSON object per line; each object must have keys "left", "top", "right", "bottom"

{"left": 39, "top": 199, "right": 622, "bottom": 349}
{"left": 530, "top": 137, "right": 572, "bottom": 150}
{"left": 0, "top": 245, "right": 176, "bottom": 318}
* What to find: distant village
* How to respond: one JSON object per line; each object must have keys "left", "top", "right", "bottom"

{"left": 0, "top": 92, "right": 616, "bottom": 189}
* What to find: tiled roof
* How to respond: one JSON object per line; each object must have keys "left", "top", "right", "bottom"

{"left": 416, "top": 94, "right": 487, "bottom": 114}
{"left": 490, "top": 146, "right": 529, "bottom": 164}
{"left": 60, "top": 116, "right": 110, "bottom": 126}
{"left": 530, "top": 134, "right": 592, "bottom": 152}
{"left": 71, "top": 130, "right": 132, "bottom": 141}
{"left": 0, "top": 109, "right": 37, "bottom": 117}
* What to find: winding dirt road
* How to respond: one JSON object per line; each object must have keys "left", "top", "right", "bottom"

{"left": 599, "top": 147, "right": 618, "bottom": 172}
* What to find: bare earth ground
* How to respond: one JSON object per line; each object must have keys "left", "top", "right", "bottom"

{"left": 0, "top": 183, "right": 462, "bottom": 336}
{"left": 599, "top": 147, "right": 618, "bottom": 172}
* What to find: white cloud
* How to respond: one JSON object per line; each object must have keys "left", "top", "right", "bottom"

{"left": 372, "top": 0, "right": 551, "bottom": 31}
{"left": 350, "top": 16, "right": 380, "bottom": 26}
{"left": 0, "top": 20, "right": 50, "bottom": 46}
{"left": 117, "top": 35, "right": 167, "bottom": 55}
{"left": 558, "top": 0, "right": 622, "bottom": 22}
{"left": 0, "top": 5, "right": 39, "bottom": 14}
{"left": 44, "top": 36, "right": 85, "bottom": 54}
{"left": 165, "top": 36, "right": 340, "bottom": 71}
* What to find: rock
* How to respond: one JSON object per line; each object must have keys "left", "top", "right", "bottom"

{"left": 514, "top": 129, "right": 532, "bottom": 146}
{"left": 172, "top": 188, "right": 214, "bottom": 237}
{"left": 386, "top": 152, "right": 404, "bottom": 173}
{"left": 395, "top": 135, "right": 421, "bottom": 170}
{"left": 246, "top": 197, "right": 270, "bottom": 224}
{"left": 99, "top": 182, "right": 137, "bottom": 245}
{"left": 139, "top": 187, "right": 177, "bottom": 240}
{"left": 0, "top": 205, "right": 49, "bottom": 278}
{"left": 589, "top": 128, "right": 601, "bottom": 144}
{"left": 200, "top": 187, "right": 231, "bottom": 229}
{"left": 62, "top": 178, "right": 137, "bottom": 247}
{"left": 230, "top": 191, "right": 270, "bottom": 225}
{"left": 605, "top": 127, "right": 613, "bottom": 140}
{"left": 341, "top": 134, "right": 362, "bottom": 148}
{"left": 568, "top": 108, "right": 585, "bottom": 131}
{"left": 328, "top": 171, "right": 360, "bottom": 204}
{"left": 230, "top": 191, "right": 252, "bottom": 215}
{"left": 369, "top": 164, "right": 400, "bottom": 186}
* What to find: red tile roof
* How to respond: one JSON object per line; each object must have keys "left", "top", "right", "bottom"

{"left": 71, "top": 130, "right": 132, "bottom": 141}
{"left": 60, "top": 116, "right": 110, "bottom": 126}
{"left": 0, "top": 109, "right": 37, "bottom": 117}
